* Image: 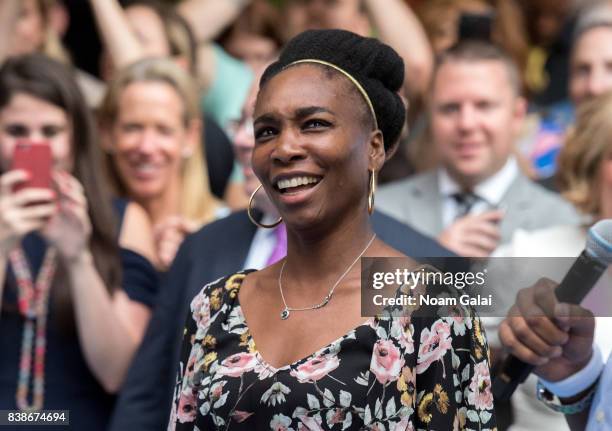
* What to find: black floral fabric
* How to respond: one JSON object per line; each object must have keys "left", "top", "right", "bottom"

{"left": 168, "top": 270, "right": 496, "bottom": 430}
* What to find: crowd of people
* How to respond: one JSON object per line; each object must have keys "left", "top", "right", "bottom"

{"left": 1, "top": 0, "right": 612, "bottom": 430}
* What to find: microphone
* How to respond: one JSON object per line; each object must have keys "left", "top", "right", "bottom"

{"left": 492, "top": 219, "right": 612, "bottom": 401}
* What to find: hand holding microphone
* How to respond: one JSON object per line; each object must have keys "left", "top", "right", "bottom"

{"left": 493, "top": 219, "right": 612, "bottom": 401}
{"left": 498, "top": 279, "right": 595, "bottom": 383}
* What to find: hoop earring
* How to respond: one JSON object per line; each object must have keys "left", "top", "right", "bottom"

{"left": 248, "top": 184, "right": 282, "bottom": 229}
{"left": 368, "top": 170, "right": 376, "bottom": 215}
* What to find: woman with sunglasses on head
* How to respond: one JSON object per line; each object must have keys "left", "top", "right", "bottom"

{"left": 168, "top": 30, "right": 495, "bottom": 430}
{"left": 0, "top": 54, "right": 157, "bottom": 430}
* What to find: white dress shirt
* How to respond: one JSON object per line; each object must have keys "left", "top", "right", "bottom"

{"left": 243, "top": 214, "right": 283, "bottom": 270}
{"left": 587, "top": 354, "right": 612, "bottom": 431}
{"left": 438, "top": 156, "right": 519, "bottom": 227}
{"left": 542, "top": 345, "right": 612, "bottom": 431}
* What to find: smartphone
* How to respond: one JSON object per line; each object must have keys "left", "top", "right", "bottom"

{"left": 11, "top": 141, "right": 52, "bottom": 191}
{"left": 458, "top": 12, "right": 494, "bottom": 43}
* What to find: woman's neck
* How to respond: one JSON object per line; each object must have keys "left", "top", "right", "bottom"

{"left": 137, "top": 179, "right": 182, "bottom": 225}
{"left": 281, "top": 211, "right": 379, "bottom": 298}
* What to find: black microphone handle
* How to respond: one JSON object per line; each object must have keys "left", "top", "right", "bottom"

{"left": 492, "top": 356, "right": 535, "bottom": 402}
{"left": 555, "top": 251, "right": 608, "bottom": 304}
{"left": 492, "top": 250, "right": 608, "bottom": 401}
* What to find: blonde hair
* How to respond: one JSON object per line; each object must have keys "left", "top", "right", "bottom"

{"left": 558, "top": 92, "right": 612, "bottom": 217}
{"left": 99, "top": 57, "right": 220, "bottom": 224}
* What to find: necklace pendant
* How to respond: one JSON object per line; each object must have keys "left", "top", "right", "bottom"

{"left": 321, "top": 294, "right": 331, "bottom": 307}
{"left": 280, "top": 308, "right": 290, "bottom": 320}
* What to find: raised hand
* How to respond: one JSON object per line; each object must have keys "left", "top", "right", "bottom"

{"left": 154, "top": 216, "right": 197, "bottom": 271}
{"left": 42, "top": 171, "right": 92, "bottom": 262}
{"left": 437, "top": 209, "right": 504, "bottom": 257}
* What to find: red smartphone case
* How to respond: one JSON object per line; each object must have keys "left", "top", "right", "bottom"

{"left": 11, "top": 141, "right": 52, "bottom": 191}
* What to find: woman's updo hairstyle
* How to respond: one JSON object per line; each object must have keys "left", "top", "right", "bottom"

{"left": 260, "top": 29, "right": 406, "bottom": 153}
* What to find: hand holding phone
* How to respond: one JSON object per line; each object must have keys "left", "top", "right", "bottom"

{"left": 10, "top": 140, "right": 52, "bottom": 192}
{"left": 0, "top": 142, "right": 56, "bottom": 253}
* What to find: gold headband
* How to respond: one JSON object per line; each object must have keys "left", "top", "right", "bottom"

{"left": 286, "top": 59, "right": 378, "bottom": 130}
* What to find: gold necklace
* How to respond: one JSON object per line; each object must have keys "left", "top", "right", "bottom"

{"left": 278, "top": 234, "right": 376, "bottom": 320}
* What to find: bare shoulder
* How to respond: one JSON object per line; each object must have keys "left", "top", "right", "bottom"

{"left": 118, "top": 202, "right": 157, "bottom": 265}
{"left": 239, "top": 265, "right": 278, "bottom": 302}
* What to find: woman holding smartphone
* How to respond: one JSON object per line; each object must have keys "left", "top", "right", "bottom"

{"left": 0, "top": 54, "right": 158, "bottom": 430}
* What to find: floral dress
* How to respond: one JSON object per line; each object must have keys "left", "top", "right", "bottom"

{"left": 168, "top": 270, "right": 495, "bottom": 430}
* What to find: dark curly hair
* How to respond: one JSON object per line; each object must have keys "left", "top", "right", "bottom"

{"left": 259, "top": 29, "right": 406, "bottom": 152}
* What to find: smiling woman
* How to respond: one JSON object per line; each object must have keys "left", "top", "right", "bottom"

{"left": 0, "top": 54, "right": 158, "bottom": 430}
{"left": 99, "top": 58, "right": 224, "bottom": 270}
{"left": 168, "top": 29, "right": 495, "bottom": 430}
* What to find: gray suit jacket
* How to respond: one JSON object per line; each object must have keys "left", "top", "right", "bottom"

{"left": 377, "top": 170, "right": 581, "bottom": 244}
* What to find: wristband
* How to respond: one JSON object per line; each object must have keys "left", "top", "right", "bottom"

{"left": 536, "top": 380, "right": 598, "bottom": 415}
{"left": 539, "top": 345, "right": 603, "bottom": 398}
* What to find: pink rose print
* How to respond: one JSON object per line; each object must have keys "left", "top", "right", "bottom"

{"left": 210, "top": 381, "right": 226, "bottom": 403}
{"left": 290, "top": 354, "right": 340, "bottom": 383}
{"left": 177, "top": 389, "right": 197, "bottom": 424}
{"left": 445, "top": 305, "right": 465, "bottom": 327}
{"left": 439, "top": 299, "right": 472, "bottom": 336}
{"left": 370, "top": 339, "right": 404, "bottom": 385}
{"left": 191, "top": 292, "right": 211, "bottom": 329}
{"left": 394, "top": 317, "right": 415, "bottom": 354}
{"left": 218, "top": 352, "right": 257, "bottom": 377}
{"left": 231, "top": 410, "right": 254, "bottom": 423}
{"left": 270, "top": 414, "right": 292, "bottom": 431}
{"left": 184, "top": 344, "right": 202, "bottom": 383}
{"left": 168, "top": 398, "right": 178, "bottom": 430}
{"left": 326, "top": 408, "right": 347, "bottom": 426}
{"left": 255, "top": 359, "right": 275, "bottom": 380}
{"left": 396, "top": 416, "right": 415, "bottom": 431}
{"left": 468, "top": 361, "right": 494, "bottom": 410}
{"left": 416, "top": 320, "right": 452, "bottom": 375}
{"left": 297, "top": 415, "right": 324, "bottom": 430}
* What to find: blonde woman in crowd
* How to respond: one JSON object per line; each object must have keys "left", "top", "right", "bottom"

{"left": 99, "top": 58, "right": 226, "bottom": 270}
